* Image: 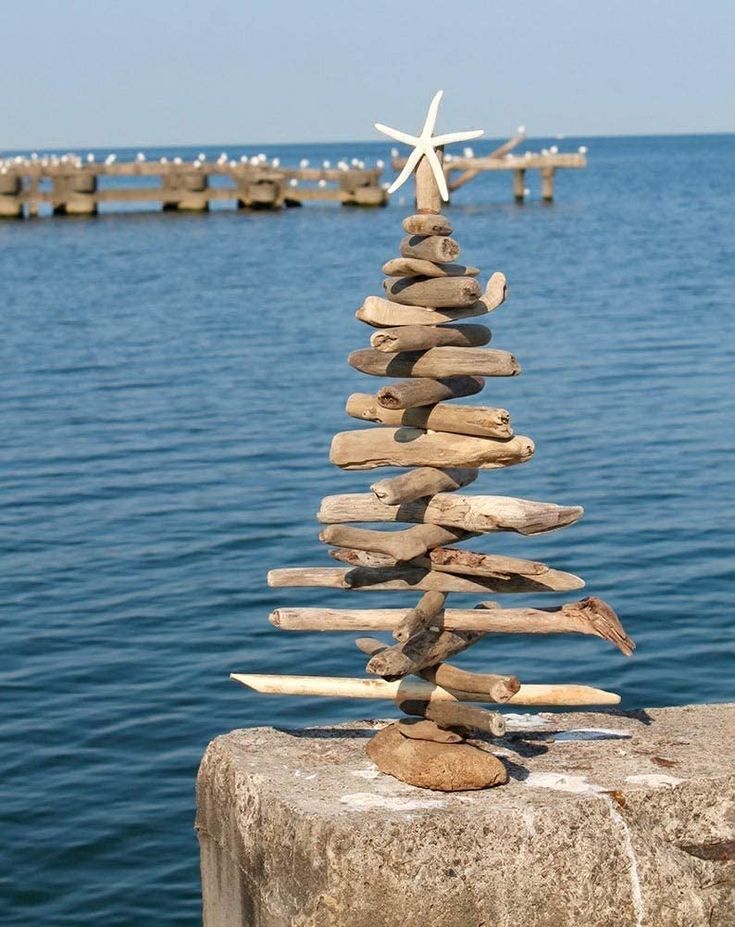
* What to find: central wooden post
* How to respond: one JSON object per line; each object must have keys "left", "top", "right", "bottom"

{"left": 415, "top": 146, "right": 443, "bottom": 213}
{"left": 513, "top": 168, "right": 526, "bottom": 203}
{"left": 541, "top": 167, "right": 555, "bottom": 203}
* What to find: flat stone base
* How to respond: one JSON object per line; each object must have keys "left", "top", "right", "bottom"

{"left": 196, "top": 704, "right": 735, "bottom": 927}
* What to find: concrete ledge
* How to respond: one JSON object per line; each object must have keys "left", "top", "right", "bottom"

{"left": 196, "top": 704, "right": 735, "bottom": 927}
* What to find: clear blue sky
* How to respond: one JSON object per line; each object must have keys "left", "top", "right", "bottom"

{"left": 3, "top": 0, "right": 733, "bottom": 149}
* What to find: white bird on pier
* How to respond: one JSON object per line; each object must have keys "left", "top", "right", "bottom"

{"left": 193, "top": 159, "right": 202, "bottom": 168}
{"left": 390, "top": 147, "right": 399, "bottom": 158}
{"left": 517, "top": 125, "right": 526, "bottom": 135}
{"left": 198, "top": 152, "right": 207, "bottom": 161}
{"left": 322, "top": 160, "right": 331, "bottom": 169}
{"left": 351, "top": 157, "right": 359, "bottom": 166}
{"left": 549, "top": 145, "right": 558, "bottom": 154}
{"left": 579, "top": 145, "right": 588, "bottom": 154}
{"left": 136, "top": 152, "right": 146, "bottom": 162}
{"left": 160, "top": 156, "right": 168, "bottom": 164}
{"left": 463, "top": 146, "right": 474, "bottom": 158}
{"left": 272, "top": 157, "right": 280, "bottom": 167}
{"left": 173, "top": 156, "right": 182, "bottom": 164}
{"left": 105, "top": 154, "right": 117, "bottom": 165}
{"left": 299, "top": 158, "right": 309, "bottom": 168}
{"left": 318, "top": 178, "right": 326, "bottom": 187}
{"left": 376, "top": 159, "right": 384, "bottom": 168}
{"left": 229, "top": 160, "right": 237, "bottom": 167}
{"left": 337, "top": 160, "right": 348, "bottom": 171}
{"left": 249, "top": 156, "right": 259, "bottom": 166}
{"left": 289, "top": 178, "right": 298, "bottom": 187}
{"left": 375, "top": 90, "right": 483, "bottom": 200}
{"left": 86, "top": 153, "right": 95, "bottom": 163}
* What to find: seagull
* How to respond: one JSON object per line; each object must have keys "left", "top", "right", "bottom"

{"left": 374, "top": 90, "right": 483, "bottom": 200}
{"left": 136, "top": 152, "right": 146, "bottom": 162}
{"left": 463, "top": 146, "right": 474, "bottom": 159}
{"left": 272, "top": 157, "right": 280, "bottom": 167}
{"left": 105, "top": 153, "right": 116, "bottom": 165}
{"left": 299, "top": 158, "right": 309, "bottom": 168}
{"left": 86, "top": 153, "right": 95, "bottom": 163}
{"left": 549, "top": 145, "right": 558, "bottom": 154}
{"left": 322, "top": 160, "right": 331, "bottom": 169}
{"left": 579, "top": 145, "right": 588, "bottom": 154}
{"left": 376, "top": 159, "right": 384, "bottom": 169}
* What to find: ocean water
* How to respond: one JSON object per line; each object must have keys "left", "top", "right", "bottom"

{"left": 2, "top": 134, "right": 734, "bottom": 925}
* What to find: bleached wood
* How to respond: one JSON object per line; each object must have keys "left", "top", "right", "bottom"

{"left": 318, "top": 525, "right": 468, "bottom": 563}
{"left": 318, "top": 492, "right": 583, "bottom": 536}
{"left": 371, "top": 467, "right": 478, "bottom": 505}
{"left": 376, "top": 376, "right": 484, "bottom": 410}
{"left": 382, "top": 258, "right": 479, "bottom": 278}
{"left": 402, "top": 213, "right": 452, "bottom": 235}
{"left": 415, "top": 149, "right": 442, "bottom": 214}
{"left": 267, "top": 565, "right": 543, "bottom": 594}
{"left": 366, "top": 628, "right": 485, "bottom": 681}
{"left": 356, "top": 295, "right": 487, "bottom": 328}
{"left": 480, "top": 272, "right": 507, "bottom": 312}
{"left": 384, "top": 275, "right": 481, "bottom": 308}
{"left": 399, "top": 234, "right": 460, "bottom": 264}
{"left": 423, "top": 701, "right": 507, "bottom": 737}
{"left": 330, "top": 427, "right": 534, "bottom": 471}
{"left": 347, "top": 393, "right": 511, "bottom": 438}
{"left": 349, "top": 347, "right": 519, "bottom": 378}
{"left": 269, "top": 598, "right": 634, "bottom": 655}
{"left": 393, "top": 591, "right": 447, "bottom": 642}
{"left": 230, "top": 673, "right": 622, "bottom": 707}
{"left": 370, "top": 323, "right": 490, "bottom": 353}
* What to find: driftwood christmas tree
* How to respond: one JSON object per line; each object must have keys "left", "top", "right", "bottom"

{"left": 232, "top": 92, "right": 634, "bottom": 791}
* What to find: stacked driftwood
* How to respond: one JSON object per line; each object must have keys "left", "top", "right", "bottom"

{"left": 237, "top": 153, "right": 634, "bottom": 791}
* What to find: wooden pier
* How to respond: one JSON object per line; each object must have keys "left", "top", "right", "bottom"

{"left": 0, "top": 156, "right": 387, "bottom": 218}
{"left": 392, "top": 133, "right": 587, "bottom": 203}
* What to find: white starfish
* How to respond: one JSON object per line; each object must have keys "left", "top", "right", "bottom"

{"left": 375, "top": 90, "right": 483, "bottom": 201}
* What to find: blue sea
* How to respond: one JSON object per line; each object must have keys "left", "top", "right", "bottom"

{"left": 2, "top": 134, "right": 734, "bottom": 925}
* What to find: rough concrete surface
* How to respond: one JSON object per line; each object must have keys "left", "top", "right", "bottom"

{"left": 196, "top": 704, "right": 735, "bottom": 927}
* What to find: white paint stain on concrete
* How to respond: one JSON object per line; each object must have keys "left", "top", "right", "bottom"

{"left": 625, "top": 773, "right": 683, "bottom": 788}
{"left": 339, "top": 792, "right": 446, "bottom": 813}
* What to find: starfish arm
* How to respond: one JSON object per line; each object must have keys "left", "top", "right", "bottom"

{"left": 432, "top": 128, "right": 485, "bottom": 146}
{"left": 420, "top": 90, "right": 444, "bottom": 140}
{"left": 425, "top": 144, "right": 450, "bottom": 201}
{"left": 374, "top": 123, "right": 419, "bottom": 147}
{"left": 387, "top": 147, "right": 422, "bottom": 194}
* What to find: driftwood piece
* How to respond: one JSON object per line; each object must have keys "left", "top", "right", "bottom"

{"left": 270, "top": 598, "right": 634, "bottom": 655}
{"left": 402, "top": 214, "right": 452, "bottom": 236}
{"left": 348, "top": 393, "right": 511, "bottom": 438}
{"left": 266, "top": 565, "right": 550, "bottom": 595}
{"left": 376, "top": 376, "right": 484, "bottom": 410}
{"left": 396, "top": 718, "right": 463, "bottom": 743}
{"left": 230, "top": 673, "right": 623, "bottom": 706}
{"left": 480, "top": 272, "right": 507, "bottom": 312}
{"left": 425, "top": 701, "right": 507, "bottom": 738}
{"left": 349, "top": 347, "right": 520, "bottom": 379}
{"left": 318, "top": 525, "right": 468, "bottom": 563}
{"left": 382, "top": 258, "right": 479, "bottom": 278}
{"left": 400, "top": 234, "right": 460, "bottom": 263}
{"left": 366, "top": 628, "right": 485, "bottom": 681}
{"left": 384, "top": 275, "right": 481, "bottom": 308}
{"left": 371, "top": 467, "right": 478, "bottom": 504}
{"left": 317, "top": 492, "right": 584, "bottom": 535}
{"left": 415, "top": 150, "right": 442, "bottom": 215}
{"left": 330, "top": 427, "right": 534, "bottom": 471}
{"left": 370, "top": 323, "right": 490, "bottom": 353}
{"left": 356, "top": 295, "right": 487, "bottom": 328}
{"left": 393, "top": 591, "right": 447, "bottom": 642}
{"left": 329, "top": 546, "right": 585, "bottom": 593}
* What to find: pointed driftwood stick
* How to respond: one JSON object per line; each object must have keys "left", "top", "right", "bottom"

{"left": 371, "top": 467, "right": 478, "bottom": 504}
{"left": 376, "top": 376, "right": 484, "bottom": 410}
{"left": 348, "top": 393, "right": 512, "bottom": 439}
{"left": 392, "top": 590, "right": 447, "bottom": 642}
{"left": 402, "top": 213, "right": 452, "bottom": 236}
{"left": 317, "top": 492, "right": 584, "bottom": 536}
{"left": 364, "top": 628, "right": 485, "bottom": 681}
{"left": 230, "top": 673, "right": 622, "bottom": 706}
{"left": 370, "top": 323, "right": 490, "bottom": 353}
{"left": 267, "top": 565, "right": 555, "bottom": 595}
{"left": 269, "top": 597, "right": 634, "bottom": 655}
{"left": 400, "top": 234, "right": 460, "bottom": 263}
{"left": 328, "top": 547, "right": 585, "bottom": 592}
{"left": 382, "top": 258, "right": 479, "bottom": 278}
{"left": 319, "top": 525, "right": 470, "bottom": 564}
{"left": 356, "top": 295, "right": 487, "bottom": 328}
{"left": 479, "top": 272, "right": 507, "bottom": 312}
{"left": 349, "top": 347, "right": 520, "bottom": 379}
{"left": 384, "top": 275, "right": 481, "bottom": 308}
{"left": 330, "top": 427, "right": 534, "bottom": 471}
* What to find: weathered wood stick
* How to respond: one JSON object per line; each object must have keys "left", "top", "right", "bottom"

{"left": 366, "top": 628, "right": 486, "bottom": 681}
{"left": 348, "top": 393, "right": 511, "bottom": 438}
{"left": 317, "top": 492, "right": 584, "bottom": 536}
{"left": 370, "top": 466, "right": 478, "bottom": 504}
{"left": 402, "top": 214, "right": 452, "bottom": 236}
{"left": 355, "top": 639, "right": 520, "bottom": 703}
{"left": 330, "top": 427, "right": 534, "bottom": 471}
{"left": 370, "top": 323, "right": 490, "bottom": 353}
{"left": 267, "top": 565, "right": 542, "bottom": 594}
{"left": 269, "top": 598, "right": 634, "bottom": 655}
{"left": 376, "top": 376, "right": 484, "bottom": 409}
{"left": 480, "top": 272, "right": 508, "bottom": 312}
{"left": 230, "top": 673, "right": 622, "bottom": 706}
{"left": 384, "top": 275, "right": 481, "bottom": 308}
{"left": 393, "top": 590, "right": 447, "bottom": 642}
{"left": 329, "top": 546, "right": 585, "bottom": 593}
{"left": 356, "top": 295, "right": 487, "bottom": 328}
{"left": 415, "top": 149, "right": 442, "bottom": 214}
{"left": 349, "top": 347, "right": 520, "bottom": 378}
{"left": 318, "top": 525, "right": 468, "bottom": 564}
{"left": 424, "top": 701, "right": 507, "bottom": 737}
{"left": 400, "top": 234, "right": 460, "bottom": 263}
{"left": 382, "top": 257, "right": 479, "bottom": 278}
